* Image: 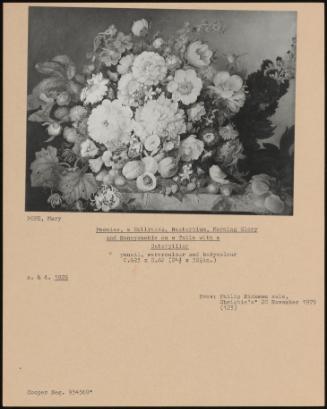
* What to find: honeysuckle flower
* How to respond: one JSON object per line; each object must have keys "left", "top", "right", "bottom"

{"left": 167, "top": 69, "right": 202, "bottom": 105}
{"left": 179, "top": 135, "right": 204, "bottom": 162}
{"left": 117, "top": 54, "right": 135, "bottom": 75}
{"left": 93, "top": 185, "right": 121, "bottom": 211}
{"left": 210, "top": 71, "right": 246, "bottom": 112}
{"left": 80, "top": 139, "right": 99, "bottom": 158}
{"left": 131, "top": 19, "right": 149, "bottom": 37}
{"left": 80, "top": 73, "right": 109, "bottom": 105}
{"left": 186, "top": 41, "right": 213, "bottom": 68}
{"left": 87, "top": 99, "right": 133, "bottom": 150}
{"left": 219, "top": 124, "right": 239, "bottom": 141}
{"left": 187, "top": 102, "right": 206, "bottom": 122}
{"left": 132, "top": 51, "right": 167, "bottom": 86}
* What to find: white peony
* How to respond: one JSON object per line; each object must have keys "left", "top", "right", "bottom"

{"left": 133, "top": 94, "right": 186, "bottom": 142}
{"left": 87, "top": 99, "right": 133, "bottom": 151}
{"left": 117, "top": 54, "right": 135, "bottom": 75}
{"left": 80, "top": 73, "right": 109, "bottom": 105}
{"left": 132, "top": 51, "right": 167, "bottom": 86}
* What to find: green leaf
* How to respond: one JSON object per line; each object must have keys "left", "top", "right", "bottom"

{"left": 58, "top": 169, "right": 98, "bottom": 205}
{"left": 30, "top": 146, "right": 62, "bottom": 189}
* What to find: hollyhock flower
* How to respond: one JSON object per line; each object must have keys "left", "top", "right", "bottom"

{"left": 187, "top": 102, "right": 206, "bottom": 122}
{"left": 186, "top": 41, "right": 213, "bottom": 68}
{"left": 80, "top": 73, "right": 109, "bottom": 105}
{"left": 87, "top": 99, "right": 133, "bottom": 150}
{"left": 117, "top": 54, "right": 135, "bottom": 75}
{"left": 179, "top": 135, "right": 204, "bottom": 162}
{"left": 132, "top": 51, "right": 167, "bottom": 86}
{"left": 167, "top": 69, "right": 202, "bottom": 105}
{"left": 131, "top": 19, "right": 149, "bottom": 37}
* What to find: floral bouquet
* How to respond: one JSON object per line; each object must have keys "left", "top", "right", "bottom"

{"left": 28, "top": 18, "right": 296, "bottom": 214}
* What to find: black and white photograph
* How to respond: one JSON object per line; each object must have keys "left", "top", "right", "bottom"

{"left": 26, "top": 7, "right": 296, "bottom": 214}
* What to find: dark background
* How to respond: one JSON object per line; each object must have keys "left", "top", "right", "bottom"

{"left": 26, "top": 7, "right": 296, "bottom": 211}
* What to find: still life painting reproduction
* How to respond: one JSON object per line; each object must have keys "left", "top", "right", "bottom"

{"left": 26, "top": 7, "right": 296, "bottom": 214}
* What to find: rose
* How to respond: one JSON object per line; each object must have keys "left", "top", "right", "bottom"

{"left": 131, "top": 19, "right": 149, "bottom": 36}
{"left": 186, "top": 41, "right": 213, "bottom": 68}
{"left": 180, "top": 135, "right": 204, "bottom": 162}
